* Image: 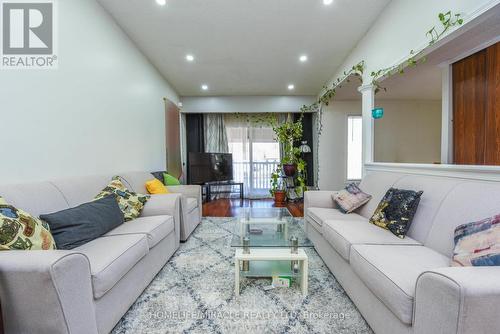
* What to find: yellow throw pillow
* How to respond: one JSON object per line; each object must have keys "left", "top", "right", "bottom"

{"left": 145, "top": 179, "right": 170, "bottom": 195}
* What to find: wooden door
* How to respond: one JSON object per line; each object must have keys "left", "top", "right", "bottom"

{"left": 485, "top": 43, "right": 500, "bottom": 165}
{"left": 453, "top": 42, "right": 500, "bottom": 165}
{"left": 164, "top": 98, "right": 182, "bottom": 179}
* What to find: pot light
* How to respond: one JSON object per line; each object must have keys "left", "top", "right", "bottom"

{"left": 299, "top": 55, "right": 308, "bottom": 62}
{"left": 156, "top": 0, "right": 166, "bottom": 6}
{"left": 185, "top": 54, "right": 194, "bottom": 62}
{"left": 288, "top": 84, "right": 295, "bottom": 91}
{"left": 323, "top": 0, "right": 333, "bottom": 5}
{"left": 201, "top": 84, "right": 209, "bottom": 91}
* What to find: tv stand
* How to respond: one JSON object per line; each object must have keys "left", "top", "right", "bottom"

{"left": 203, "top": 181, "right": 244, "bottom": 202}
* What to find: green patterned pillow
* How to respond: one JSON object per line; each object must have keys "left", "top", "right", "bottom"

{"left": 95, "top": 177, "right": 150, "bottom": 221}
{"left": 0, "top": 197, "right": 56, "bottom": 250}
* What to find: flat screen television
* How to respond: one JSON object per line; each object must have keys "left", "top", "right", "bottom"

{"left": 188, "top": 152, "right": 233, "bottom": 184}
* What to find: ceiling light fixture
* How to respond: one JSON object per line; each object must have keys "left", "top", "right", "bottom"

{"left": 323, "top": 0, "right": 333, "bottom": 5}
{"left": 185, "top": 54, "right": 195, "bottom": 62}
{"left": 156, "top": 0, "right": 166, "bottom": 6}
{"left": 299, "top": 55, "right": 308, "bottom": 62}
{"left": 201, "top": 84, "right": 209, "bottom": 91}
{"left": 288, "top": 84, "right": 295, "bottom": 91}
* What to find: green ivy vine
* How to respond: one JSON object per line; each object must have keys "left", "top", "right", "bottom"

{"left": 371, "top": 11, "right": 464, "bottom": 93}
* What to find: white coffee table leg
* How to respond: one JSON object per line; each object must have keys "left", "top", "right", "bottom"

{"left": 235, "top": 258, "right": 240, "bottom": 296}
{"left": 301, "top": 258, "right": 308, "bottom": 296}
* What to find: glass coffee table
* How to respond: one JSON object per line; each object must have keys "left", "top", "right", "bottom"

{"left": 231, "top": 207, "right": 313, "bottom": 296}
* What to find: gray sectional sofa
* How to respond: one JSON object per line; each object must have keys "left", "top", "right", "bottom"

{"left": 0, "top": 171, "right": 201, "bottom": 334}
{"left": 304, "top": 171, "right": 500, "bottom": 334}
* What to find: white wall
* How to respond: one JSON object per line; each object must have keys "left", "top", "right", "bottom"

{"left": 181, "top": 96, "right": 315, "bottom": 114}
{"left": 0, "top": 0, "right": 179, "bottom": 184}
{"left": 374, "top": 100, "right": 442, "bottom": 164}
{"left": 318, "top": 101, "right": 361, "bottom": 191}
{"left": 323, "top": 0, "right": 497, "bottom": 87}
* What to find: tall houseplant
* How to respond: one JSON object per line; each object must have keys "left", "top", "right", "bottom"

{"left": 271, "top": 115, "right": 307, "bottom": 200}
{"left": 272, "top": 116, "right": 303, "bottom": 176}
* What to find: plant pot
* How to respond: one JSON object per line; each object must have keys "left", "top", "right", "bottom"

{"left": 283, "top": 164, "right": 297, "bottom": 177}
{"left": 274, "top": 191, "right": 286, "bottom": 206}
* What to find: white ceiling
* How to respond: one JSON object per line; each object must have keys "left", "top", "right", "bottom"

{"left": 97, "top": 0, "right": 391, "bottom": 96}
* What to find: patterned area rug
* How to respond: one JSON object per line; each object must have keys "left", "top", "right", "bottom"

{"left": 112, "top": 217, "right": 373, "bottom": 334}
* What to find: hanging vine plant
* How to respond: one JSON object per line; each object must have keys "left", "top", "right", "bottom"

{"left": 371, "top": 11, "right": 464, "bottom": 93}
{"left": 300, "top": 60, "right": 365, "bottom": 113}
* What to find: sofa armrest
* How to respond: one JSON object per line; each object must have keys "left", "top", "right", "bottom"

{"left": 141, "top": 193, "right": 182, "bottom": 244}
{"left": 168, "top": 185, "right": 202, "bottom": 205}
{"left": 0, "top": 251, "right": 97, "bottom": 334}
{"left": 304, "top": 191, "right": 338, "bottom": 212}
{"left": 414, "top": 267, "right": 500, "bottom": 334}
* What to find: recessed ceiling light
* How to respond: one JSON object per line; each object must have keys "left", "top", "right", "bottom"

{"left": 299, "top": 55, "right": 308, "bottom": 62}
{"left": 323, "top": 0, "right": 333, "bottom": 5}
{"left": 156, "top": 0, "right": 166, "bottom": 6}
{"left": 185, "top": 54, "right": 195, "bottom": 62}
{"left": 201, "top": 84, "right": 209, "bottom": 91}
{"left": 288, "top": 84, "right": 295, "bottom": 91}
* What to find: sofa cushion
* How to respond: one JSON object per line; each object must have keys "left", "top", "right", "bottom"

{"left": 306, "top": 207, "right": 366, "bottom": 234}
{"left": 116, "top": 172, "right": 155, "bottom": 194}
{"left": 105, "top": 215, "right": 174, "bottom": 249}
{"left": 0, "top": 181, "right": 69, "bottom": 217}
{"left": 50, "top": 175, "right": 113, "bottom": 208}
{"left": 186, "top": 198, "right": 198, "bottom": 213}
{"left": 75, "top": 234, "right": 149, "bottom": 299}
{"left": 392, "top": 175, "right": 460, "bottom": 244}
{"left": 356, "top": 172, "right": 406, "bottom": 219}
{"left": 350, "top": 244, "right": 450, "bottom": 325}
{"left": 323, "top": 219, "right": 421, "bottom": 261}
{"left": 425, "top": 182, "right": 500, "bottom": 257}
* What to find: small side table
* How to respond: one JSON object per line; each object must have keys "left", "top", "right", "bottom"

{"left": 234, "top": 248, "right": 308, "bottom": 296}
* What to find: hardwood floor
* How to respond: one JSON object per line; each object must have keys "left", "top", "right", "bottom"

{"left": 202, "top": 198, "right": 304, "bottom": 218}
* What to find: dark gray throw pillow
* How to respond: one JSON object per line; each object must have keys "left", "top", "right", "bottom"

{"left": 152, "top": 171, "right": 167, "bottom": 184}
{"left": 40, "top": 194, "right": 125, "bottom": 250}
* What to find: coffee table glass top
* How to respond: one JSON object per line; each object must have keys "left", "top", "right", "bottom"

{"left": 230, "top": 207, "right": 313, "bottom": 248}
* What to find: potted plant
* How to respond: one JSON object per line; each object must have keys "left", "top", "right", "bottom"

{"left": 272, "top": 116, "right": 303, "bottom": 177}
{"left": 270, "top": 168, "right": 286, "bottom": 205}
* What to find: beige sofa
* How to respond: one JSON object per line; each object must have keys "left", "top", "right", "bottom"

{"left": 0, "top": 171, "right": 201, "bottom": 334}
{"left": 119, "top": 172, "right": 202, "bottom": 241}
{"left": 305, "top": 171, "right": 500, "bottom": 334}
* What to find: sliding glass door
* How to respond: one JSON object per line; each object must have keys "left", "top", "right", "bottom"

{"left": 227, "top": 119, "right": 279, "bottom": 198}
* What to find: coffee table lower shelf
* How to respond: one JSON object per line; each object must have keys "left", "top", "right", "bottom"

{"left": 234, "top": 248, "right": 308, "bottom": 296}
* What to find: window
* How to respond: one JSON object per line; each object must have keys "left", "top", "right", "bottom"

{"left": 347, "top": 116, "right": 363, "bottom": 180}
{"left": 226, "top": 118, "right": 280, "bottom": 198}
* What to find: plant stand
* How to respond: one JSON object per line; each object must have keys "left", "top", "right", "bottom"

{"left": 282, "top": 176, "right": 303, "bottom": 202}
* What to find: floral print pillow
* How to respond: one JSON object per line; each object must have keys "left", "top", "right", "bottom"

{"left": 0, "top": 197, "right": 56, "bottom": 250}
{"left": 95, "top": 177, "right": 150, "bottom": 221}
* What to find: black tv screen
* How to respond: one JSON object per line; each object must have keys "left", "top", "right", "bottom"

{"left": 188, "top": 152, "right": 233, "bottom": 184}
